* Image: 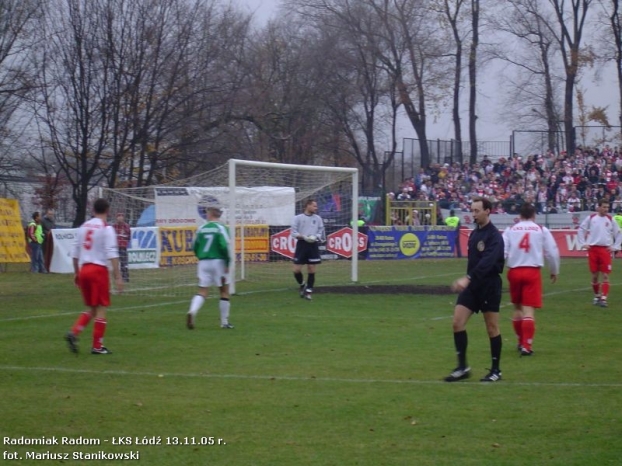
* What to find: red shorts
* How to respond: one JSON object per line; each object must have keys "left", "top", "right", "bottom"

{"left": 588, "top": 246, "right": 612, "bottom": 274}
{"left": 507, "top": 267, "right": 542, "bottom": 308}
{"left": 79, "top": 264, "right": 110, "bottom": 307}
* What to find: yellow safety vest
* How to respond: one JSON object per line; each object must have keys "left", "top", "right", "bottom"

{"left": 445, "top": 216, "right": 460, "bottom": 228}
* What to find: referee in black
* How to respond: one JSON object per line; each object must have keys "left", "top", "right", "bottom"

{"left": 291, "top": 199, "right": 325, "bottom": 301}
{"left": 445, "top": 196, "right": 505, "bottom": 382}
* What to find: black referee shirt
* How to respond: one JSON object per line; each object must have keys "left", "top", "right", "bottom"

{"left": 466, "top": 221, "right": 505, "bottom": 288}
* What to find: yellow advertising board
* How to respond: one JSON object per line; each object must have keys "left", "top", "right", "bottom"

{"left": 0, "top": 198, "right": 30, "bottom": 263}
{"left": 235, "top": 224, "right": 269, "bottom": 262}
{"left": 159, "top": 226, "right": 197, "bottom": 267}
{"left": 158, "top": 224, "right": 270, "bottom": 266}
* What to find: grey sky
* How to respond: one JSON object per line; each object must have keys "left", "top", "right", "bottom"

{"left": 238, "top": 0, "right": 618, "bottom": 147}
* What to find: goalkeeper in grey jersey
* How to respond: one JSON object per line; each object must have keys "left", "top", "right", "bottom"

{"left": 291, "top": 199, "right": 325, "bottom": 300}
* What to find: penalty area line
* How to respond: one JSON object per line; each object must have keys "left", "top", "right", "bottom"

{"left": 0, "top": 365, "right": 620, "bottom": 388}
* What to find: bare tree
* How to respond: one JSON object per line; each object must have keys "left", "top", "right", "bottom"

{"left": 313, "top": 15, "right": 400, "bottom": 191}
{"left": 597, "top": 0, "right": 622, "bottom": 139}
{"left": 490, "top": 0, "right": 564, "bottom": 152}
{"left": 238, "top": 19, "right": 337, "bottom": 165}
{"left": 433, "top": 0, "right": 468, "bottom": 164}
{"left": 468, "top": 0, "right": 480, "bottom": 163}
{"left": 549, "top": 0, "right": 594, "bottom": 155}
{"left": 32, "top": 0, "right": 118, "bottom": 226}
{"left": 289, "top": 0, "right": 445, "bottom": 168}
{"left": 0, "top": 0, "right": 42, "bottom": 188}
{"left": 29, "top": 0, "right": 252, "bottom": 225}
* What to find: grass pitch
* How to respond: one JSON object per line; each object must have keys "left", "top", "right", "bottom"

{"left": 1, "top": 258, "right": 621, "bottom": 465}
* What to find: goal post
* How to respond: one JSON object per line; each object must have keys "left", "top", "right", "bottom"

{"left": 227, "top": 159, "right": 359, "bottom": 293}
{"left": 100, "top": 158, "right": 360, "bottom": 296}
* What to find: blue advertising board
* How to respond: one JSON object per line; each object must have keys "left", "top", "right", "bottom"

{"left": 367, "top": 226, "right": 457, "bottom": 260}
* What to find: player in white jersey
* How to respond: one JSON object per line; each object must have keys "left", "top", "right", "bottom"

{"left": 577, "top": 200, "right": 622, "bottom": 307}
{"left": 65, "top": 198, "right": 123, "bottom": 355}
{"left": 291, "top": 199, "right": 325, "bottom": 300}
{"left": 503, "top": 203, "right": 560, "bottom": 356}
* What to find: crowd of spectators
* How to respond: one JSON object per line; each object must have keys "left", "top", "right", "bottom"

{"left": 388, "top": 145, "right": 622, "bottom": 215}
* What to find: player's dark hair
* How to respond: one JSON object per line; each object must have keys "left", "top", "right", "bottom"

{"left": 305, "top": 199, "right": 316, "bottom": 208}
{"left": 471, "top": 196, "right": 492, "bottom": 212}
{"left": 520, "top": 203, "right": 536, "bottom": 219}
{"left": 598, "top": 199, "right": 610, "bottom": 207}
{"left": 32, "top": 211, "right": 40, "bottom": 220}
{"left": 93, "top": 198, "right": 110, "bottom": 214}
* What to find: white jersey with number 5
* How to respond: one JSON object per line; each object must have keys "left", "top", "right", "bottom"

{"left": 503, "top": 220, "right": 560, "bottom": 275}
{"left": 71, "top": 218, "right": 119, "bottom": 267}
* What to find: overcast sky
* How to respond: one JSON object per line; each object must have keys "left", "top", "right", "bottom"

{"left": 236, "top": 0, "right": 618, "bottom": 147}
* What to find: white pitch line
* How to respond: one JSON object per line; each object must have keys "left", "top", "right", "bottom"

{"left": 0, "top": 300, "right": 189, "bottom": 322}
{"left": 0, "top": 365, "right": 620, "bottom": 388}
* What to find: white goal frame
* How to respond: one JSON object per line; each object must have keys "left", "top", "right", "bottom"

{"left": 227, "top": 159, "right": 359, "bottom": 294}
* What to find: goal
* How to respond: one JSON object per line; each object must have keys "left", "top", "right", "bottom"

{"left": 101, "top": 159, "right": 360, "bottom": 296}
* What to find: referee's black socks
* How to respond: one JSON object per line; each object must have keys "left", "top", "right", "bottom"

{"left": 490, "top": 334, "right": 502, "bottom": 371}
{"left": 454, "top": 330, "right": 468, "bottom": 369}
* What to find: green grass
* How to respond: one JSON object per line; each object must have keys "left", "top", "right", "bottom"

{"left": 1, "top": 258, "right": 621, "bottom": 465}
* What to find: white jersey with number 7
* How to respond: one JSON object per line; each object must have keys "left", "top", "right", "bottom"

{"left": 503, "top": 220, "right": 560, "bottom": 275}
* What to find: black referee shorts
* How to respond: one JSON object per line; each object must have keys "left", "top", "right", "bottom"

{"left": 456, "top": 275, "right": 502, "bottom": 313}
{"left": 293, "top": 241, "right": 321, "bottom": 265}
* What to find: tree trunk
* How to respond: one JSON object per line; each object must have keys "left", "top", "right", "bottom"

{"left": 564, "top": 71, "right": 576, "bottom": 155}
{"left": 397, "top": 78, "right": 430, "bottom": 167}
{"left": 452, "top": 37, "right": 463, "bottom": 164}
{"left": 468, "top": 0, "right": 479, "bottom": 165}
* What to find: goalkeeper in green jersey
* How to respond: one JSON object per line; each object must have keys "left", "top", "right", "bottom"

{"left": 292, "top": 199, "right": 325, "bottom": 301}
{"left": 186, "top": 199, "right": 234, "bottom": 329}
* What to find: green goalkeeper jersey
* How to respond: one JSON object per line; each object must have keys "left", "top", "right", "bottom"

{"left": 194, "top": 221, "right": 231, "bottom": 266}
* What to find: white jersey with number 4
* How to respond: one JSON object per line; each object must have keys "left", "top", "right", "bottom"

{"left": 71, "top": 218, "right": 119, "bottom": 267}
{"left": 503, "top": 220, "right": 560, "bottom": 275}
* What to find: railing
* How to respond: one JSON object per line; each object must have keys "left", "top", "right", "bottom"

{"left": 386, "top": 199, "right": 438, "bottom": 226}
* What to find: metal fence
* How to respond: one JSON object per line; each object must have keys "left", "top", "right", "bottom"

{"left": 384, "top": 138, "right": 511, "bottom": 188}
{"left": 402, "top": 138, "right": 511, "bottom": 168}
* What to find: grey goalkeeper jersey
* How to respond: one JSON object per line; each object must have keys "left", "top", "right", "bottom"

{"left": 291, "top": 213, "right": 325, "bottom": 241}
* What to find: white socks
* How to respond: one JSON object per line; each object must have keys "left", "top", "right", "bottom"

{"left": 189, "top": 294, "right": 205, "bottom": 315}
{"left": 189, "top": 295, "right": 230, "bottom": 326}
{"left": 219, "top": 299, "right": 230, "bottom": 325}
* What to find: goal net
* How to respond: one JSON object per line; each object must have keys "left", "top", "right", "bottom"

{"left": 101, "top": 159, "right": 359, "bottom": 296}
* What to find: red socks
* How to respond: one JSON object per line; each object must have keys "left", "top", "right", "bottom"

{"left": 592, "top": 282, "right": 600, "bottom": 296}
{"left": 514, "top": 317, "right": 536, "bottom": 351}
{"left": 521, "top": 317, "right": 535, "bottom": 351}
{"left": 71, "top": 312, "right": 107, "bottom": 350}
{"left": 71, "top": 312, "right": 92, "bottom": 336}
{"left": 93, "top": 318, "right": 107, "bottom": 350}
{"left": 512, "top": 318, "right": 523, "bottom": 345}
{"left": 601, "top": 282, "right": 610, "bottom": 298}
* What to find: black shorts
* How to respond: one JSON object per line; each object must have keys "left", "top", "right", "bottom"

{"left": 456, "top": 275, "right": 502, "bottom": 313}
{"left": 293, "top": 241, "right": 321, "bottom": 265}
